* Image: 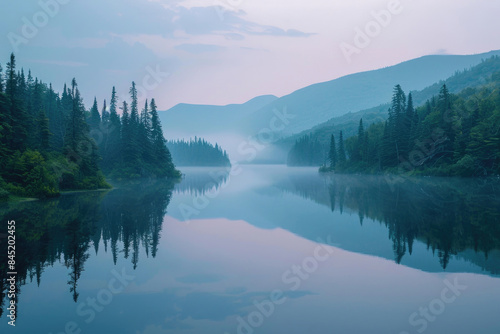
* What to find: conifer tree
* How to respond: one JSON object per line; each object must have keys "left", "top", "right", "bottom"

{"left": 89, "top": 97, "right": 101, "bottom": 129}
{"left": 6, "top": 53, "right": 28, "bottom": 151}
{"left": 101, "top": 99, "right": 109, "bottom": 123}
{"left": 329, "top": 134, "right": 337, "bottom": 170}
{"left": 338, "top": 130, "right": 346, "bottom": 163}
{"left": 150, "top": 98, "right": 177, "bottom": 177}
{"left": 0, "top": 63, "right": 3, "bottom": 93}
{"left": 139, "top": 99, "right": 152, "bottom": 164}
{"left": 38, "top": 109, "right": 51, "bottom": 151}
{"left": 102, "top": 87, "right": 121, "bottom": 172}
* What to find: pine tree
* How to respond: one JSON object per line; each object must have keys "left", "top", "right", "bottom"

{"left": 120, "top": 100, "right": 134, "bottom": 166}
{"left": 139, "top": 99, "right": 153, "bottom": 164}
{"left": 101, "top": 99, "right": 109, "bottom": 123}
{"left": 62, "top": 78, "right": 103, "bottom": 188}
{"left": 0, "top": 63, "right": 3, "bottom": 93}
{"left": 150, "top": 98, "right": 177, "bottom": 177}
{"left": 338, "top": 130, "right": 346, "bottom": 163}
{"left": 380, "top": 121, "right": 391, "bottom": 169}
{"left": 65, "top": 78, "right": 85, "bottom": 155}
{"left": 102, "top": 87, "right": 121, "bottom": 172}
{"left": 355, "top": 118, "right": 365, "bottom": 162}
{"left": 438, "top": 84, "right": 451, "bottom": 114}
{"left": 387, "top": 85, "right": 407, "bottom": 166}
{"left": 38, "top": 109, "right": 51, "bottom": 151}
{"left": 129, "top": 82, "right": 139, "bottom": 124}
{"left": 123, "top": 82, "right": 141, "bottom": 171}
{"left": 438, "top": 84, "right": 456, "bottom": 159}
{"left": 329, "top": 134, "right": 337, "bottom": 170}
{"left": 0, "top": 89, "right": 9, "bottom": 160}
{"left": 30, "top": 78, "right": 44, "bottom": 148}
{"left": 89, "top": 97, "right": 101, "bottom": 129}
{"left": 46, "top": 83, "right": 64, "bottom": 151}
{"left": 6, "top": 53, "right": 28, "bottom": 151}
{"left": 402, "top": 92, "right": 414, "bottom": 153}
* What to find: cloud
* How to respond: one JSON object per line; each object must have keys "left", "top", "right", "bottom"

{"left": 2, "top": 1, "right": 312, "bottom": 44}
{"left": 172, "top": 6, "right": 314, "bottom": 38}
{"left": 175, "top": 43, "right": 226, "bottom": 54}
{"left": 224, "top": 33, "right": 245, "bottom": 41}
{"left": 432, "top": 49, "right": 450, "bottom": 55}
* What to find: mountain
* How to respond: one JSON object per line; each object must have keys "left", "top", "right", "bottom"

{"left": 279, "top": 55, "right": 500, "bottom": 154}
{"left": 160, "top": 94, "right": 278, "bottom": 139}
{"left": 245, "top": 50, "right": 500, "bottom": 136}
{"left": 159, "top": 50, "right": 500, "bottom": 162}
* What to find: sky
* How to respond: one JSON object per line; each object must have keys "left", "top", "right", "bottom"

{"left": 1, "top": 0, "right": 499, "bottom": 110}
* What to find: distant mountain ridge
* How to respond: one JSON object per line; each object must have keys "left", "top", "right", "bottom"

{"left": 159, "top": 49, "right": 500, "bottom": 161}
{"left": 278, "top": 55, "right": 500, "bottom": 151}
{"left": 160, "top": 95, "right": 278, "bottom": 139}
{"left": 244, "top": 50, "right": 500, "bottom": 136}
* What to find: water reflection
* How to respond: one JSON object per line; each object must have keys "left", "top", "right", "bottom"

{"left": 174, "top": 167, "right": 230, "bottom": 196}
{"left": 276, "top": 173, "right": 500, "bottom": 273}
{"left": 0, "top": 180, "right": 175, "bottom": 315}
{"left": 0, "top": 167, "right": 499, "bottom": 334}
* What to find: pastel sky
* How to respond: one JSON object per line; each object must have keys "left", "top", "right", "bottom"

{"left": 1, "top": 0, "right": 499, "bottom": 110}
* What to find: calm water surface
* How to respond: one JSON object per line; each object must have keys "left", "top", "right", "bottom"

{"left": 1, "top": 165, "right": 499, "bottom": 334}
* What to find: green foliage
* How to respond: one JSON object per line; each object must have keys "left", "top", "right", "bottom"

{"left": 317, "top": 71, "right": 500, "bottom": 177}
{"left": 0, "top": 54, "right": 183, "bottom": 199}
{"left": 287, "top": 134, "right": 325, "bottom": 166}
{"left": 328, "top": 134, "right": 337, "bottom": 170}
{"left": 338, "top": 130, "right": 346, "bottom": 164}
{"left": 0, "top": 54, "right": 114, "bottom": 199}
{"left": 0, "top": 176, "right": 9, "bottom": 200}
{"left": 285, "top": 56, "right": 500, "bottom": 168}
{"left": 4, "top": 150, "right": 59, "bottom": 198}
{"left": 95, "top": 91, "right": 180, "bottom": 180}
{"left": 166, "top": 138, "right": 231, "bottom": 167}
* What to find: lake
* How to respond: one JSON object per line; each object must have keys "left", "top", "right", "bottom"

{"left": 1, "top": 165, "right": 499, "bottom": 334}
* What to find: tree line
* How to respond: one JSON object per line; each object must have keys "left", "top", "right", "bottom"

{"left": 0, "top": 54, "right": 179, "bottom": 199}
{"left": 320, "top": 74, "right": 500, "bottom": 176}
{"left": 276, "top": 172, "right": 500, "bottom": 272}
{"left": 287, "top": 135, "right": 325, "bottom": 166}
{"left": 0, "top": 180, "right": 174, "bottom": 309}
{"left": 166, "top": 138, "right": 231, "bottom": 167}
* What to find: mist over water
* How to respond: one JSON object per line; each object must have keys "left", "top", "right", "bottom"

{"left": 2, "top": 166, "right": 499, "bottom": 333}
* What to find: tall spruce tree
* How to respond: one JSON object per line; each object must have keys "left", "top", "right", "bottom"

{"left": 6, "top": 53, "right": 28, "bottom": 151}
{"left": 150, "top": 98, "right": 177, "bottom": 177}
{"left": 89, "top": 97, "right": 101, "bottom": 129}
{"left": 101, "top": 99, "right": 109, "bottom": 123}
{"left": 139, "top": 99, "right": 153, "bottom": 164}
{"left": 329, "top": 134, "right": 337, "bottom": 170}
{"left": 0, "top": 63, "right": 4, "bottom": 92}
{"left": 338, "top": 130, "right": 346, "bottom": 163}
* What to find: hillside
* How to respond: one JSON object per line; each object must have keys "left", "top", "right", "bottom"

{"left": 159, "top": 50, "right": 500, "bottom": 163}
{"left": 278, "top": 55, "right": 500, "bottom": 163}
{"left": 159, "top": 94, "right": 278, "bottom": 139}
{"left": 243, "top": 50, "right": 500, "bottom": 136}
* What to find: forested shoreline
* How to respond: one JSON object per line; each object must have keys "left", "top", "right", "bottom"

{"left": 320, "top": 74, "right": 500, "bottom": 176}
{"left": 167, "top": 138, "right": 231, "bottom": 167}
{"left": 0, "top": 54, "right": 180, "bottom": 201}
